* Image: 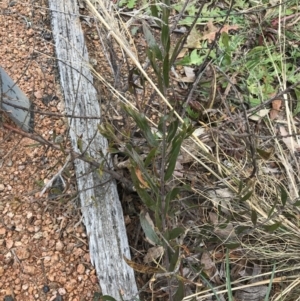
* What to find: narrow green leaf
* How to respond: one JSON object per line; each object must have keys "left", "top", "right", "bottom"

{"left": 268, "top": 198, "right": 278, "bottom": 218}
{"left": 173, "top": 280, "right": 185, "bottom": 301}
{"left": 170, "top": 35, "right": 185, "bottom": 66}
{"left": 235, "top": 226, "right": 250, "bottom": 235}
{"left": 164, "top": 135, "right": 183, "bottom": 181}
{"left": 169, "top": 246, "right": 180, "bottom": 272}
{"left": 293, "top": 200, "right": 300, "bottom": 206}
{"left": 238, "top": 180, "right": 244, "bottom": 194}
{"left": 165, "top": 187, "right": 180, "bottom": 214}
{"left": 161, "top": 24, "right": 170, "bottom": 53}
{"left": 140, "top": 211, "right": 162, "bottom": 245}
{"left": 168, "top": 227, "right": 185, "bottom": 240}
{"left": 130, "top": 168, "right": 156, "bottom": 209}
{"left": 150, "top": 0, "right": 159, "bottom": 26}
{"left": 147, "top": 49, "right": 164, "bottom": 92}
{"left": 77, "top": 137, "right": 83, "bottom": 152}
{"left": 143, "top": 23, "right": 162, "bottom": 60}
{"left": 165, "top": 187, "right": 180, "bottom": 203}
{"left": 163, "top": 53, "right": 170, "bottom": 88}
{"left": 280, "top": 185, "right": 288, "bottom": 207}
{"left": 123, "top": 105, "right": 158, "bottom": 147}
{"left": 199, "top": 272, "right": 222, "bottom": 301}
{"left": 144, "top": 147, "right": 158, "bottom": 168}
{"left": 263, "top": 222, "right": 282, "bottom": 233}
{"left": 158, "top": 113, "right": 169, "bottom": 133}
{"left": 264, "top": 264, "right": 276, "bottom": 301}
{"left": 224, "top": 242, "right": 240, "bottom": 249}
{"left": 240, "top": 190, "right": 252, "bottom": 202}
{"left": 226, "top": 249, "right": 233, "bottom": 301}
{"left": 251, "top": 209, "right": 257, "bottom": 226}
{"left": 166, "top": 118, "right": 179, "bottom": 143}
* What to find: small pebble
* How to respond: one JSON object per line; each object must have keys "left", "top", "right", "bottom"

{"left": 42, "top": 285, "right": 50, "bottom": 293}
{"left": 58, "top": 288, "right": 66, "bottom": 295}
{"left": 4, "top": 296, "right": 14, "bottom": 301}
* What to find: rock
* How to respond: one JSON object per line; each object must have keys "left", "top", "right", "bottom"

{"left": 0, "top": 183, "right": 4, "bottom": 191}
{"left": 55, "top": 241, "right": 64, "bottom": 251}
{"left": 77, "top": 263, "right": 85, "bottom": 274}
{"left": 58, "top": 288, "right": 66, "bottom": 295}
{"left": 15, "top": 247, "right": 30, "bottom": 260}
{"left": 42, "top": 285, "right": 50, "bottom": 293}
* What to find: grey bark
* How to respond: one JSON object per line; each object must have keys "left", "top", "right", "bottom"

{"left": 49, "top": 0, "right": 138, "bottom": 299}
{"left": 0, "top": 67, "right": 31, "bottom": 132}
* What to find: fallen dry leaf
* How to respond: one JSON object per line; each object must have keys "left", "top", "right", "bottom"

{"left": 144, "top": 246, "right": 164, "bottom": 263}
{"left": 201, "top": 251, "right": 221, "bottom": 284}
{"left": 185, "top": 26, "right": 202, "bottom": 49}
{"left": 143, "top": 211, "right": 156, "bottom": 246}
{"left": 209, "top": 212, "right": 237, "bottom": 239}
{"left": 269, "top": 99, "right": 282, "bottom": 120}
{"left": 135, "top": 167, "right": 149, "bottom": 188}
{"left": 123, "top": 255, "right": 163, "bottom": 274}
{"left": 279, "top": 126, "right": 300, "bottom": 151}
{"left": 34, "top": 90, "right": 43, "bottom": 99}
{"left": 201, "top": 20, "right": 239, "bottom": 42}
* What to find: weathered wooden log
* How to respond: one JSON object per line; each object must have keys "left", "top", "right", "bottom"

{"left": 0, "top": 67, "right": 32, "bottom": 132}
{"left": 49, "top": 0, "right": 138, "bottom": 299}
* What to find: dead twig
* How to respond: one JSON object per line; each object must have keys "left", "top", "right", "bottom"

{"left": 2, "top": 123, "right": 135, "bottom": 192}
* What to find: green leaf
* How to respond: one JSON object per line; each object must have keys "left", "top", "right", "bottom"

{"left": 221, "top": 32, "right": 230, "bottom": 49}
{"left": 173, "top": 280, "right": 185, "bottom": 301}
{"left": 123, "top": 105, "right": 158, "bottom": 147}
{"left": 144, "top": 147, "right": 158, "bottom": 168}
{"left": 165, "top": 187, "right": 180, "bottom": 214}
{"left": 293, "top": 200, "right": 300, "bottom": 206}
{"left": 264, "top": 264, "right": 276, "bottom": 301}
{"left": 268, "top": 198, "right": 278, "bottom": 218}
{"left": 164, "top": 134, "right": 183, "bottom": 181}
{"left": 77, "top": 137, "right": 83, "bottom": 152}
{"left": 235, "top": 225, "right": 250, "bottom": 235}
{"left": 224, "top": 242, "right": 240, "bottom": 249}
{"left": 251, "top": 209, "right": 257, "bottom": 226}
{"left": 150, "top": 0, "right": 159, "bottom": 27}
{"left": 263, "top": 222, "right": 282, "bottom": 233}
{"left": 168, "top": 227, "right": 185, "bottom": 240}
{"left": 147, "top": 49, "right": 164, "bottom": 92}
{"left": 238, "top": 180, "right": 243, "bottom": 194}
{"left": 199, "top": 272, "right": 222, "bottom": 301}
{"left": 169, "top": 246, "right": 180, "bottom": 272}
{"left": 140, "top": 211, "right": 162, "bottom": 245}
{"left": 190, "top": 49, "right": 205, "bottom": 65}
{"left": 166, "top": 119, "right": 179, "bottom": 143}
{"left": 170, "top": 35, "right": 185, "bottom": 65}
{"left": 143, "top": 23, "right": 162, "bottom": 60}
{"left": 293, "top": 88, "right": 300, "bottom": 115}
{"left": 163, "top": 53, "right": 170, "bottom": 88}
{"left": 280, "top": 185, "right": 288, "bottom": 207}
{"left": 126, "top": 0, "right": 137, "bottom": 9}
{"left": 161, "top": 24, "right": 170, "bottom": 54}
{"left": 130, "top": 168, "right": 156, "bottom": 209}
{"left": 225, "top": 249, "right": 233, "bottom": 301}
{"left": 240, "top": 190, "right": 252, "bottom": 202}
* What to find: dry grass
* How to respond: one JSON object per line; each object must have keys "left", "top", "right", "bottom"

{"left": 83, "top": 0, "right": 300, "bottom": 300}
